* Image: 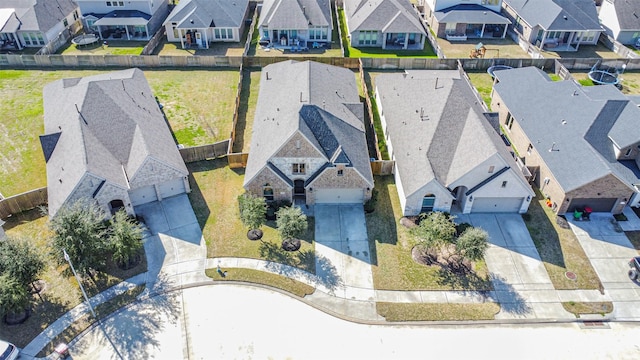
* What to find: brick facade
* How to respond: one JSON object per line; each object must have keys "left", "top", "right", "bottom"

{"left": 306, "top": 167, "right": 372, "bottom": 204}
{"left": 244, "top": 167, "right": 293, "bottom": 202}
{"left": 129, "top": 158, "right": 189, "bottom": 191}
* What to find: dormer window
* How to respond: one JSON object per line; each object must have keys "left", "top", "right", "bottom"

{"left": 337, "top": 169, "right": 344, "bottom": 176}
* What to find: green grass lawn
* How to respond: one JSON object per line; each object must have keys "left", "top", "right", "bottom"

{"left": 377, "top": 302, "right": 500, "bottom": 321}
{"left": 367, "top": 176, "right": 491, "bottom": 290}
{"left": 561, "top": 301, "right": 613, "bottom": 318}
{"left": 232, "top": 70, "right": 261, "bottom": 153}
{"left": 206, "top": 268, "right": 315, "bottom": 297}
{"left": 524, "top": 189, "right": 603, "bottom": 291}
{"left": 337, "top": 8, "right": 436, "bottom": 58}
{"left": 2, "top": 208, "right": 147, "bottom": 348}
{"left": 0, "top": 69, "right": 239, "bottom": 196}
{"left": 466, "top": 72, "right": 494, "bottom": 109}
{"left": 58, "top": 40, "right": 145, "bottom": 55}
{"left": 187, "top": 159, "right": 315, "bottom": 273}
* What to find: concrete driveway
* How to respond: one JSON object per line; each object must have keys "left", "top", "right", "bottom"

{"left": 309, "top": 204, "right": 378, "bottom": 318}
{"left": 134, "top": 194, "right": 208, "bottom": 291}
{"left": 569, "top": 213, "right": 640, "bottom": 320}
{"left": 460, "top": 214, "right": 570, "bottom": 319}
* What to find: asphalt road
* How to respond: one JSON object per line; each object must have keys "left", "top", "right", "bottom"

{"left": 70, "top": 284, "right": 640, "bottom": 360}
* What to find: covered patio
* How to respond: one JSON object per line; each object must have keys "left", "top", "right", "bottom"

{"left": 90, "top": 10, "right": 151, "bottom": 41}
{"left": 435, "top": 5, "right": 511, "bottom": 40}
{"left": 382, "top": 32, "right": 425, "bottom": 50}
{"left": 0, "top": 8, "right": 21, "bottom": 50}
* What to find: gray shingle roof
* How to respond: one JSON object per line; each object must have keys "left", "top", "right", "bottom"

{"left": 434, "top": 4, "right": 511, "bottom": 25}
{"left": 504, "top": 0, "right": 601, "bottom": 31}
{"left": 244, "top": 60, "right": 373, "bottom": 188}
{"left": 258, "top": 0, "right": 331, "bottom": 29}
{"left": 164, "top": 0, "right": 249, "bottom": 29}
{"left": 609, "top": 0, "right": 640, "bottom": 31}
{"left": 42, "top": 68, "right": 188, "bottom": 216}
{"left": 344, "top": 0, "right": 426, "bottom": 34}
{"left": 493, "top": 66, "right": 640, "bottom": 192}
{"left": 375, "top": 70, "right": 521, "bottom": 197}
{"left": 1, "top": 0, "right": 77, "bottom": 33}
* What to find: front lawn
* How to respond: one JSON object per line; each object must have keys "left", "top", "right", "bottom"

{"left": 367, "top": 176, "right": 491, "bottom": 290}
{"left": 337, "top": 8, "right": 436, "bottom": 58}
{"left": 206, "top": 268, "right": 315, "bottom": 297}
{"left": 524, "top": 190, "right": 603, "bottom": 290}
{"left": 0, "top": 69, "right": 239, "bottom": 196}
{"left": 377, "top": 302, "right": 500, "bottom": 321}
{"left": 187, "top": 159, "right": 315, "bottom": 273}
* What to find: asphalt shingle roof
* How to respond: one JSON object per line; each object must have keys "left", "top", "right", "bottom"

{"left": 609, "top": 0, "right": 640, "bottom": 31}
{"left": 0, "top": 0, "right": 77, "bottom": 33}
{"left": 344, "top": 0, "right": 425, "bottom": 34}
{"left": 165, "top": 0, "right": 249, "bottom": 29}
{"left": 503, "top": 0, "right": 601, "bottom": 31}
{"left": 375, "top": 70, "right": 520, "bottom": 197}
{"left": 42, "top": 69, "right": 188, "bottom": 216}
{"left": 258, "top": 0, "right": 331, "bottom": 29}
{"left": 244, "top": 60, "right": 373, "bottom": 188}
{"left": 493, "top": 66, "right": 640, "bottom": 192}
{"left": 434, "top": 4, "right": 511, "bottom": 25}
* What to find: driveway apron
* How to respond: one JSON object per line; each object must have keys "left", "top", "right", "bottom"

{"left": 310, "top": 204, "right": 378, "bottom": 318}
{"left": 569, "top": 213, "right": 640, "bottom": 320}
{"left": 464, "top": 214, "right": 571, "bottom": 319}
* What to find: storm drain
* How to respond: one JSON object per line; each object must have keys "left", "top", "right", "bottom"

{"left": 579, "top": 321, "right": 610, "bottom": 329}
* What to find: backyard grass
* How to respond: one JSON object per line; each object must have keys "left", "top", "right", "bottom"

{"left": 571, "top": 71, "right": 640, "bottom": 95}
{"left": 1, "top": 208, "right": 147, "bottom": 348}
{"left": 232, "top": 70, "right": 261, "bottom": 153}
{"left": 561, "top": 301, "right": 613, "bottom": 318}
{"left": 0, "top": 69, "right": 239, "bottom": 196}
{"left": 367, "top": 176, "right": 492, "bottom": 290}
{"left": 524, "top": 190, "right": 603, "bottom": 291}
{"left": 187, "top": 159, "right": 315, "bottom": 272}
{"left": 206, "top": 268, "right": 315, "bottom": 297}
{"left": 338, "top": 8, "right": 436, "bottom": 58}
{"left": 58, "top": 40, "right": 146, "bottom": 55}
{"left": 466, "top": 72, "right": 494, "bottom": 109}
{"left": 377, "top": 302, "right": 500, "bottom": 321}
{"left": 436, "top": 38, "right": 530, "bottom": 59}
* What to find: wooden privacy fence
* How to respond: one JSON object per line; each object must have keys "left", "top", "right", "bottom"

{"left": 0, "top": 187, "right": 47, "bottom": 219}
{"left": 228, "top": 153, "right": 249, "bottom": 169}
{"left": 358, "top": 59, "right": 383, "bottom": 161}
{"left": 179, "top": 140, "right": 230, "bottom": 163}
{"left": 229, "top": 64, "right": 245, "bottom": 153}
{"left": 371, "top": 160, "right": 394, "bottom": 175}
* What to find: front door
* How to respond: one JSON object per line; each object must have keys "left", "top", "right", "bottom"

{"left": 294, "top": 179, "right": 305, "bottom": 197}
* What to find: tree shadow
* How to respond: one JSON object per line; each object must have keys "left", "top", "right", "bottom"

{"left": 365, "top": 176, "right": 398, "bottom": 266}
{"left": 314, "top": 253, "right": 343, "bottom": 294}
{"left": 232, "top": 68, "right": 255, "bottom": 153}
{"left": 436, "top": 264, "right": 493, "bottom": 291}
{"left": 185, "top": 160, "right": 229, "bottom": 230}
{"left": 524, "top": 190, "right": 567, "bottom": 269}
{"left": 487, "top": 274, "right": 531, "bottom": 316}
{"left": 1, "top": 207, "right": 47, "bottom": 231}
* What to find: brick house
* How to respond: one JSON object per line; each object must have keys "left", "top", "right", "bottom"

{"left": 491, "top": 66, "right": 640, "bottom": 215}
{"left": 243, "top": 60, "right": 374, "bottom": 206}
{"left": 40, "top": 68, "right": 190, "bottom": 218}
{"left": 375, "top": 70, "right": 533, "bottom": 216}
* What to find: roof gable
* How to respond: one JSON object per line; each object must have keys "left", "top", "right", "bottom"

{"left": 165, "top": 0, "right": 249, "bottom": 28}
{"left": 344, "top": 0, "right": 425, "bottom": 34}
{"left": 258, "top": 0, "right": 331, "bottom": 29}
{"left": 504, "top": 0, "right": 601, "bottom": 31}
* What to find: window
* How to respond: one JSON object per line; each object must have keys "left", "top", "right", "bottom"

{"left": 506, "top": 113, "right": 514, "bottom": 130}
{"left": 106, "top": 1, "right": 124, "bottom": 6}
{"left": 501, "top": 181, "right": 508, "bottom": 188}
{"left": 358, "top": 31, "right": 377, "bottom": 45}
{"left": 625, "top": 148, "right": 632, "bottom": 157}
{"left": 23, "top": 33, "right": 31, "bottom": 45}
{"left": 87, "top": 19, "right": 96, "bottom": 31}
{"left": 488, "top": 166, "right": 495, "bottom": 173}
{"left": 37, "top": 33, "right": 44, "bottom": 45}
{"left": 421, "top": 194, "right": 436, "bottom": 212}
{"left": 214, "top": 28, "right": 233, "bottom": 40}
{"left": 63, "top": 18, "right": 68, "bottom": 27}
{"left": 106, "top": 1, "right": 112, "bottom": 5}
{"left": 337, "top": 169, "right": 344, "bottom": 176}
{"left": 445, "top": 23, "right": 456, "bottom": 35}
{"left": 73, "top": 10, "right": 79, "bottom": 21}
{"left": 292, "top": 163, "right": 306, "bottom": 175}
{"left": 309, "top": 27, "right": 328, "bottom": 40}
{"left": 527, "top": 143, "right": 533, "bottom": 154}
{"left": 263, "top": 184, "right": 274, "bottom": 201}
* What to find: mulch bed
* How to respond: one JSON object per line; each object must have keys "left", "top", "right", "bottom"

{"left": 282, "top": 238, "right": 301, "bottom": 251}
{"left": 247, "top": 229, "right": 264, "bottom": 241}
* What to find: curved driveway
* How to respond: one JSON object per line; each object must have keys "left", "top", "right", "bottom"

{"left": 70, "top": 284, "right": 640, "bottom": 360}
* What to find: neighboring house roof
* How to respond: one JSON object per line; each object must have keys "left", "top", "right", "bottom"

{"left": 493, "top": 66, "right": 640, "bottom": 192}
{"left": 41, "top": 68, "right": 188, "bottom": 216}
{"left": 258, "top": 0, "right": 331, "bottom": 29}
{"left": 608, "top": 0, "right": 640, "bottom": 31}
{"left": 375, "top": 70, "right": 526, "bottom": 197}
{"left": 503, "top": 0, "right": 601, "bottom": 31}
{"left": 344, "top": 0, "right": 426, "bottom": 34}
{"left": 164, "top": 0, "right": 249, "bottom": 29}
{"left": 0, "top": 0, "right": 77, "bottom": 33}
{"left": 244, "top": 60, "right": 373, "bottom": 188}
{"left": 434, "top": 4, "right": 511, "bottom": 25}
{"left": 89, "top": 10, "right": 152, "bottom": 26}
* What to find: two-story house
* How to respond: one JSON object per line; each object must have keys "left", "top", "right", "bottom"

{"left": 243, "top": 60, "right": 374, "bottom": 206}
{"left": 78, "top": 0, "right": 169, "bottom": 40}
{"left": 0, "top": 0, "right": 81, "bottom": 51}
{"left": 492, "top": 66, "right": 640, "bottom": 214}
{"left": 421, "top": 0, "right": 510, "bottom": 40}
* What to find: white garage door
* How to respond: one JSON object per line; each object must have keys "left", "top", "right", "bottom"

{"left": 158, "top": 178, "right": 186, "bottom": 200}
{"left": 471, "top": 197, "right": 524, "bottom": 213}
{"left": 315, "top": 188, "right": 364, "bottom": 204}
{"left": 129, "top": 185, "right": 158, "bottom": 206}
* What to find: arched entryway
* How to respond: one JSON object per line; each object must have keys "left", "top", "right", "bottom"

{"left": 451, "top": 186, "right": 468, "bottom": 213}
{"left": 421, "top": 194, "right": 436, "bottom": 213}
{"left": 263, "top": 183, "right": 274, "bottom": 202}
{"left": 109, "top": 199, "right": 125, "bottom": 215}
{"left": 293, "top": 179, "right": 305, "bottom": 202}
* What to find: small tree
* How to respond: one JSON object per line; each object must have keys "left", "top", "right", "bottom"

{"left": 108, "top": 209, "right": 143, "bottom": 268}
{"left": 455, "top": 227, "right": 489, "bottom": 263}
{"left": 276, "top": 206, "right": 307, "bottom": 240}
{"left": 0, "top": 274, "right": 29, "bottom": 318}
{"left": 410, "top": 212, "right": 456, "bottom": 253}
{"left": 238, "top": 193, "right": 267, "bottom": 230}
{"left": 50, "top": 199, "right": 109, "bottom": 277}
{"left": 0, "top": 236, "right": 45, "bottom": 290}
